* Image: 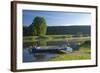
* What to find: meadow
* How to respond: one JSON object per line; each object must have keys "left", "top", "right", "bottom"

{"left": 23, "top": 35, "right": 90, "bottom": 43}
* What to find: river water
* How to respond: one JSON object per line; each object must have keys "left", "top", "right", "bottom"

{"left": 23, "top": 40, "right": 81, "bottom": 62}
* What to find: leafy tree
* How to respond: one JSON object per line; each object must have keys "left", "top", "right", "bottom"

{"left": 23, "top": 26, "right": 29, "bottom": 36}
{"left": 29, "top": 16, "right": 47, "bottom": 36}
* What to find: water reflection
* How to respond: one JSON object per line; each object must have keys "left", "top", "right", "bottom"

{"left": 23, "top": 40, "right": 81, "bottom": 48}
{"left": 23, "top": 48, "right": 58, "bottom": 62}
{"left": 23, "top": 40, "right": 81, "bottom": 62}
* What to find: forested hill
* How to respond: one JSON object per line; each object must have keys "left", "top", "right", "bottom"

{"left": 46, "top": 26, "right": 90, "bottom": 35}
{"left": 23, "top": 25, "right": 90, "bottom": 36}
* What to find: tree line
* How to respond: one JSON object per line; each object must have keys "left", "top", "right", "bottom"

{"left": 23, "top": 16, "right": 90, "bottom": 36}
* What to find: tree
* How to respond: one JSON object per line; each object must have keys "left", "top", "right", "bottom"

{"left": 23, "top": 26, "right": 29, "bottom": 36}
{"left": 29, "top": 16, "right": 47, "bottom": 36}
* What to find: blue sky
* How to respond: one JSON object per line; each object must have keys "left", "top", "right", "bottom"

{"left": 23, "top": 10, "right": 91, "bottom": 26}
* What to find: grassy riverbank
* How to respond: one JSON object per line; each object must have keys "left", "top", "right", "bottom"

{"left": 49, "top": 41, "right": 91, "bottom": 61}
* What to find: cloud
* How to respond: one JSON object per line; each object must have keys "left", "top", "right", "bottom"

{"left": 48, "top": 24, "right": 90, "bottom": 26}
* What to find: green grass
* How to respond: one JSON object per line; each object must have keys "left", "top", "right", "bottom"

{"left": 49, "top": 49, "right": 91, "bottom": 61}
{"left": 48, "top": 40, "right": 91, "bottom": 61}
{"left": 79, "top": 40, "right": 91, "bottom": 53}
{"left": 49, "top": 54, "right": 91, "bottom": 61}
{"left": 78, "top": 47, "right": 90, "bottom": 53}
{"left": 23, "top": 35, "right": 90, "bottom": 43}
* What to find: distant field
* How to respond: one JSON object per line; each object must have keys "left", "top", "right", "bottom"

{"left": 23, "top": 35, "right": 90, "bottom": 43}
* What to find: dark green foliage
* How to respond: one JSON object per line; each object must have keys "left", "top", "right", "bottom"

{"left": 23, "top": 26, "right": 29, "bottom": 36}
{"left": 47, "top": 26, "right": 90, "bottom": 36}
{"left": 80, "top": 40, "right": 91, "bottom": 48}
{"left": 23, "top": 25, "right": 90, "bottom": 36}
{"left": 23, "top": 16, "right": 47, "bottom": 36}
{"left": 29, "top": 16, "right": 47, "bottom": 36}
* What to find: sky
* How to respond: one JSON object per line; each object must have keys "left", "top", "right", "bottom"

{"left": 23, "top": 10, "right": 91, "bottom": 26}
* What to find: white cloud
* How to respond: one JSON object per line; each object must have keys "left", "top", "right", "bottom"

{"left": 48, "top": 24, "right": 90, "bottom": 26}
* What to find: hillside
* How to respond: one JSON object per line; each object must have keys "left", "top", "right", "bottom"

{"left": 23, "top": 25, "right": 90, "bottom": 36}
{"left": 46, "top": 26, "right": 90, "bottom": 35}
